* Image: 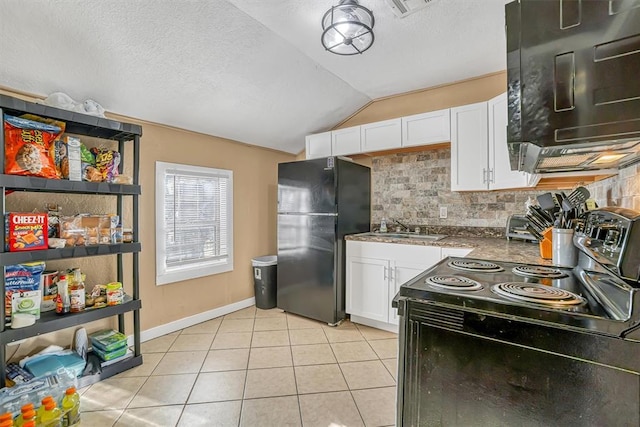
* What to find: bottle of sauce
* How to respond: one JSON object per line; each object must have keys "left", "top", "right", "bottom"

{"left": 55, "top": 274, "right": 70, "bottom": 315}
{"left": 69, "top": 270, "right": 85, "bottom": 313}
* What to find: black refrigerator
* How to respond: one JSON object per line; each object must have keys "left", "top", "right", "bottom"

{"left": 277, "top": 157, "right": 371, "bottom": 324}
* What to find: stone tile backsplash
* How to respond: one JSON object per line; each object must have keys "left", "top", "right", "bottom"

{"left": 371, "top": 148, "right": 540, "bottom": 229}
{"left": 586, "top": 163, "right": 640, "bottom": 211}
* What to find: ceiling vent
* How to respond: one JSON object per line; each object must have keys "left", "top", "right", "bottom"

{"left": 384, "top": 0, "right": 433, "bottom": 18}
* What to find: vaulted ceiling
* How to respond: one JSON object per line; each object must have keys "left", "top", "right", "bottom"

{"left": 0, "top": 0, "right": 509, "bottom": 154}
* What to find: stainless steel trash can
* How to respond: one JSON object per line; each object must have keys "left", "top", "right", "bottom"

{"left": 251, "top": 255, "right": 277, "bottom": 309}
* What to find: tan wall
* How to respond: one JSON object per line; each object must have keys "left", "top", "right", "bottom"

{"left": 1, "top": 87, "right": 294, "bottom": 359}
{"left": 132, "top": 121, "right": 293, "bottom": 330}
{"left": 337, "top": 71, "right": 507, "bottom": 128}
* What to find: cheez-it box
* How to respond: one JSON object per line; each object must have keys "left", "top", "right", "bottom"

{"left": 5, "top": 213, "right": 48, "bottom": 251}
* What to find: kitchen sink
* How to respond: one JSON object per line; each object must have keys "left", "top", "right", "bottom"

{"left": 361, "top": 232, "right": 447, "bottom": 241}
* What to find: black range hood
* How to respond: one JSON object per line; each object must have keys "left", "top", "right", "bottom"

{"left": 506, "top": 0, "right": 640, "bottom": 174}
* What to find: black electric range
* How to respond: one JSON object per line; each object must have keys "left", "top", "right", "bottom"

{"left": 394, "top": 207, "right": 640, "bottom": 427}
{"left": 398, "top": 256, "right": 637, "bottom": 337}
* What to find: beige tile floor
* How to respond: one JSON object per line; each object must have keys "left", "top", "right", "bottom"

{"left": 80, "top": 306, "right": 398, "bottom": 427}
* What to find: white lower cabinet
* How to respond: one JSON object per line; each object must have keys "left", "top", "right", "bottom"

{"left": 346, "top": 241, "right": 449, "bottom": 331}
{"left": 441, "top": 247, "right": 473, "bottom": 258}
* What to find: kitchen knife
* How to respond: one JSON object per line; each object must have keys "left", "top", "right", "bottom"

{"left": 526, "top": 223, "right": 544, "bottom": 241}
{"left": 531, "top": 205, "right": 554, "bottom": 225}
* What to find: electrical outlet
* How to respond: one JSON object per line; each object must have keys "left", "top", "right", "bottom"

{"left": 439, "top": 206, "right": 447, "bottom": 219}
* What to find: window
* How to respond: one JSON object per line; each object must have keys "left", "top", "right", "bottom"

{"left": 156, "top": 162, "right": 233, "bottom": 285}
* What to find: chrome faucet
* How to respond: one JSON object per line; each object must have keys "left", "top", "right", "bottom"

{"left": 392, "top": 218, "right": 411, "bottom": 232}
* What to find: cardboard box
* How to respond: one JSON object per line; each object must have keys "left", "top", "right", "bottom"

{"left": 66, "top": 136, "right": 82, "bottom": 182}
{"left": 5, "top": 213, "right": 48, "bottom": 251}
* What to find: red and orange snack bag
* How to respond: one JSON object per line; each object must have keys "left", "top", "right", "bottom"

{"left": 4, "top": 115, "right": 61, "bottom": 179}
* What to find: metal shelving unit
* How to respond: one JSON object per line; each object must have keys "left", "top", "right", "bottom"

{"left": 0, "top": 94, "right": 143, "bottom": 388}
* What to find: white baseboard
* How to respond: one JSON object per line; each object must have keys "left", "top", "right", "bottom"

{"left": 349, "top": 314, "right": 399, "bottom": 334}
{"left": 126, "top": 297, "right": 255, "bottom": 347}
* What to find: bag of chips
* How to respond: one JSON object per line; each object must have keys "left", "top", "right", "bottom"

{"left": 4, "top": 115, "right": 61, "bottom": 179}
{"left": 91, "top": 147, "right": 121, "bottom": 183}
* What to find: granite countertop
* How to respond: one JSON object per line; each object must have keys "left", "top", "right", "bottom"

{"left": 345, "top": 233, "right": 552, "bottom": 266}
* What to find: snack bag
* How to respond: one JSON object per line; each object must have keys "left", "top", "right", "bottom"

{"left": 4, "top": 115, "right": 61, "bottom": 178}
{"left": 20, "top": 115, "right": 67, "bottom": 179}
{"left": 91, "top": 147, "right": 120, "bottom": 183}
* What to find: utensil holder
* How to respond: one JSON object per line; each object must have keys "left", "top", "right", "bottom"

{"left": 552, "top": 228, "right": 577, "bottom": 267}
{"left": 539, "top": 228, "right": 553, "bottom": 259}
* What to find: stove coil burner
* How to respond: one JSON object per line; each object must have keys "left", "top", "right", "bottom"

{"left": 512, "top": 265, "right": 567, "bottom": 279}
{"left": 491, "top": 282, "right": 586, "bottom": 308}
{"left": 447, "top": 259, "right": 504, "bottom": 273}
{"left": 425, "top": 275, "right": 483, "bottom": 291}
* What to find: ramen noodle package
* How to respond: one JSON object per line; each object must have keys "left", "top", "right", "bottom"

{"left": 4, "top": 115, "right": 61, "bottom": 178}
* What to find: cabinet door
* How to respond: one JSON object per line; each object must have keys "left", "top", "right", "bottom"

{"left": 332, "top": 126, "right": 362, "bottom": 156}
{"left": 305, "top": 131, "right": 332, "bottom": 159}
{"left": 402, "top": 109, "right": 451, "bottom": 147}
{"left": 488, "top": 93, "right": 532, "bottom": 190}
{"left": 389, "top": 261, "right": 428, "bottom": 325}
{"left": 450, "top": 102, "right": 489, "bottom": 191}
{"left": 346, "top": 256, "right": 389, "bottom": 323}
{"left": 361, "top": 118, "right": 402, "bottom": 152}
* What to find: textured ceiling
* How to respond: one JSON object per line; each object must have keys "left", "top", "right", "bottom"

{"left": 0, "top": 0, "right": 508, "bottom": 154}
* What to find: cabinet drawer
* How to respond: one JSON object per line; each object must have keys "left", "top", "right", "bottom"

{"left": 347, "top": 241, "right": 441, "bottom": 267}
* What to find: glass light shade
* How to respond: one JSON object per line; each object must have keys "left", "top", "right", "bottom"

{"left": 321, "top": 0, "right": 375, "bottom": 55}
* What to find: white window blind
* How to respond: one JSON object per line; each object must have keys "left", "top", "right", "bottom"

{"left": 156, "top": 162, "right": 233, "bottom": 285}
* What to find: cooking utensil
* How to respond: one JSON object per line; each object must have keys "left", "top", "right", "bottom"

{"left": 537, "top": 193, "right": 557, "bottom": 211}
{"left": 562, "top": 187, "right": 590, "bottom": 211}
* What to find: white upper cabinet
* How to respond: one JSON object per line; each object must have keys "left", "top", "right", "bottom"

{"left": 305, "top": 131, "right": 332, "bottom": 159}
{"left": 488, "top": 93, "right": 536, "bottom": 190}
{"left": 402, "top": 108, "right": 451, "bottom": 147}
{"left": 451, "top": 93, "right": 538, "bottom": 191}
{"left": 361, "top": 118, "right": 402, "bottom": 152}
{"left": 450, "top": 101, "right": 489, "bottom": 191}
{"left": 332, "top": 126, "right": 362, "bottom": 156}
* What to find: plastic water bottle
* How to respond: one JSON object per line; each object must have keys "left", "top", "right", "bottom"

{"left": 61, "top": 387, "right": 80, "bottom": 426}
{"left": 39, "top": 399, "right": 61, "bottom": 427}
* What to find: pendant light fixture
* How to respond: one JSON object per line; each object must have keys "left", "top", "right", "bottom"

{"left": 321, "top": 0, "right": 375, "bottom": 55}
